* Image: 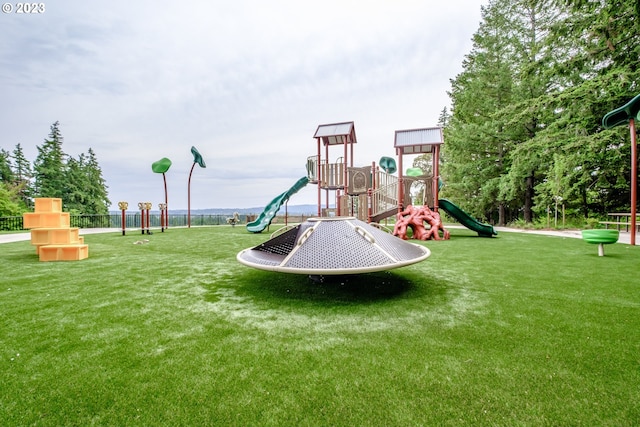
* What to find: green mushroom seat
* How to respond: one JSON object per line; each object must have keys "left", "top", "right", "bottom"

{"left": 581, "top": 229, "right": 619, "bottom": 256}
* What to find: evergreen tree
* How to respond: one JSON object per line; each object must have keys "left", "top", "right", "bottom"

{"left": 63, "top": 149, "right": 110, "bottom": 214}
{"left": 0, "top": 149, "right": 22, "bottom": 216}
{"left": 64, "top": 154, "right": 88, "bottom": 213}
{"left": 444, "top": 0, "right": 561, "bottom": 224}
{"left": 33, "top": 121, "right": 67, "bottom": 201}
{"left": 83, "top": 148, "right": 110, "bottom": 214}
{"left": 0, "top": 149, "right": 13, "bottom": 182}
{"left": 444, "top": 0, "right": 526, "bottom": 224}
{"left": 0, "top": 182, "right": 23, "bottom": 216}
{"left": 493, "top": 0, "right": 559, "bottom": 223}
{"left": 534, "top": 0, "right": 640, "bottom": 215}
{"left": 11, "top": 143, "right": 34, "bottom": 208}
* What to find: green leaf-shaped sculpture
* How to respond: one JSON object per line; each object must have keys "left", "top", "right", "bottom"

{"left": 188, "top": 147, "right": 207, "bottom": 228}
{"left": 191, "top": 146, "right": 206, "bottom": 168}
{"left": 152, "top": 157, "right": 172, "bottom": 174}
{"left": 152, "top": 157, "right": 172, "bottom": 232}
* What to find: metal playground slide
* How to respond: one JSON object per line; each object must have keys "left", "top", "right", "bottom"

{"left": 246, "top": 177, "right": 309, "bottom": 233}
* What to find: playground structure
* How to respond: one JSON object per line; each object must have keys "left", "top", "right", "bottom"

{"left": 22, "top": 198, "right": 89, "bottom": 261}
{"left": 305, "top": 121, "right": 496, "bottom": 238}
{"left": 247, "top": 120, "right": 496, "bottom": 239}
{"left": 306, "top": 122, "right": 440, "bottom": 223}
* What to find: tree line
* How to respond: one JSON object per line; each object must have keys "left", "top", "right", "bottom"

{"left": 425, "top": 0, "right": 639, "bottom": 226}
{"left": 0, "top": 121, "right": 110, "bottom": 216}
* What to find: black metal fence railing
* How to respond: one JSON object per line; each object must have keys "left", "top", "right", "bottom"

{"left": 0, "top": 213, "right": 314, "bottom": 232}
{"left": 0, "top": 216, "right": 24, "bottom": 231}
{"left": 0, "top": 214, "right": 247, "bottom": 231}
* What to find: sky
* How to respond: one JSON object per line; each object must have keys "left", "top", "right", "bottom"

{"left": 0, "top": 0, "right": 487, "bottom": 211}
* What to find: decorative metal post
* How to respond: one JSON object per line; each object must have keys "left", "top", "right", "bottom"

{"left": 138, "top": 202, "right": 145, "bottom": 235}
{"left": 118, "top": 201, "right": 128, "bottom": 236}
{"left": 145, "top": 202, "right": 152, "bottom": 234}
{"left": 158, "top": 203, "right": 167, "bottom": 232}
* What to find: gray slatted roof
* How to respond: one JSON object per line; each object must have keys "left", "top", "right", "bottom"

{"left": 394, "top": 127, "right": 443, "bottom": 153}
{"left": 313, "top": 121, "right": 357, "bottom": 145}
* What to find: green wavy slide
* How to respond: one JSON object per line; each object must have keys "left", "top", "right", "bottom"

{"left": 246, "top": 177, "right": 309, "bottom": 233}
{"left": 438, "top": 198, "right": 497, "bottom": 237}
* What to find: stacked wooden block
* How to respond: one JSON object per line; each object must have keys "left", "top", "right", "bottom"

{"left": 23, "top": 198, "right": 89, "bottom": 262}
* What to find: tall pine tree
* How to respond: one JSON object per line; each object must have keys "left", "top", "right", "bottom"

{"left": 83, "top": 148, "right": 110, "bottom": 214}
{"left": 34, "top": 121, "right": 67, "bottom": 201}
{"left": 12, "top": 143, "right": 33, "bottom": 208}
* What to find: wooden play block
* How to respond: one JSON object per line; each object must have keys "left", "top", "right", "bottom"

{"left": 31, "top": 227, "right": 80, "bottom": 245}
{"left": 23, "top": 212, "right": 70, "bottom": 229}
{"left": 34, "top": 198, "right": 62, "bottom": 213}
{"left": 39, "top": 244, "right": 89, "bottom": 262}
{"left": 24, "top": 198, "right": 90, "bottom": 262}
{"left": 31, "top": 228, "right": 82, "bottom": 254}
{"left": 35, "top": 235, "right": 85, "bottom": 255}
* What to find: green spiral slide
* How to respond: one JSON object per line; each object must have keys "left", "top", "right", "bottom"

{"left": 246, "top": 177, "right": 310, "bottom": 233}
{"left": 438, "top": 198, "right": 497, "bottom": 237}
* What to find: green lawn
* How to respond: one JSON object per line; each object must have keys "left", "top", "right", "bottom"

{"left": 1, "top": 225, "right": 638, "bottom": 426}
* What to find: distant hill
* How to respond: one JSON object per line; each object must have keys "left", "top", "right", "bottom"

{"left": 111, "top": 204, "right": 324, "bottom": 215}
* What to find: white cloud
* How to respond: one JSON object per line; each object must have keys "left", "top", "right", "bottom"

{"left": 0, "top": 0, "right": 486, "bottom": 210}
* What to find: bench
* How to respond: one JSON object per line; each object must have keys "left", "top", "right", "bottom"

{"left": 599, "top": 221, "right": 631, "bottom": 231}
{"left": 600, "top": 213, "right": 640, "bottom": 232}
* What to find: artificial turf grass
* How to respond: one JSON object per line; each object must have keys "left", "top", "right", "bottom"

{"left": 1, "top": 226, "right": 639, "bottom": 426}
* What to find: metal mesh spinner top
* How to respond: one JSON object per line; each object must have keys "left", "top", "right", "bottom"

{"left": 237, "top": 217, "right": 430, "bottom": 275}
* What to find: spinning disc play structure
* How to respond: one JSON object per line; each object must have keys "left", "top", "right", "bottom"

{"left": 237, "top": 217, "right": 430, "bottom": 275}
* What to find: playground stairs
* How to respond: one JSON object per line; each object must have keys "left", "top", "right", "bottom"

{"left": 370, "top": 208, "right": 398, "bottom": 224}
{"left": 23, "top": 198, "right": 89, "bottom": 262}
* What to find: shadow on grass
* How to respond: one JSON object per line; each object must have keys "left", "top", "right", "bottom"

{"left": 223, "top": 268, "right": 450, "bottom": 307}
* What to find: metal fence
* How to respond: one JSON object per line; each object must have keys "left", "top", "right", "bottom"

{"left": 0, "top": 213, "right": 246, "bottom": 231}
{"left": 0, "top": 213, "right": 315, "bottom": 231}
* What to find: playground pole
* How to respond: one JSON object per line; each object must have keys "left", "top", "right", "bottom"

{"left": 630, "top": 118, "right": 637, "bottom": 246}
{"left": 159, "top": 203, "right": 166, "bottom": 232}
{"left": 145, "top": 202, "right": 152, "bottom": 234}
{"left": 317, "top": 138, "right": 321, "bottom": 217}
{"left": 433, "top": 144, "right": 440, "bottom": 211}
{"left": 188, "top": 162, "right": 196, "bottom": 228}
{"left": 138, "top": 202, "right": 145, "bottom": 235}
{"left": 118, "top": 201, "right": 128, "bottom": 236}
{"left": 162, "top": 174, "right": 168, "bottom": 230}
{"left": 397, "top": 147, "right": 404, "bottom": 212}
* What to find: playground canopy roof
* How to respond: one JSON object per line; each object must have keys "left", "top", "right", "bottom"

{"left": 394, "top": 127, "right": 443, "bottom": 154}
{"left": 313, "top": 121, "right": 357, "bottom": 145}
